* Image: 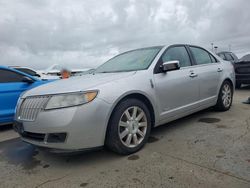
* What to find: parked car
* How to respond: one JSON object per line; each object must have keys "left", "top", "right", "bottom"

{"left": 0, "top": 66, "right": 54, "bottom": 125}
{"left": 38, "top": 64, "right": 91, "bottom": 77}
{"left": 217, "top": 51, "right": 239, "bottom": 63}
{"left": 11, "top": 66, "right": 59, "bottom": 80}
{"left": 11, "top": 66, "right": 41, "bottom": 78}
{"left": 14, "top": 44, "right": 235, "bottom": 155}
{"left": 240, "top": 54, "right": 250, "bottom": 62}
{"left": 217, "top": 51, "right": 250, "bottom": 88}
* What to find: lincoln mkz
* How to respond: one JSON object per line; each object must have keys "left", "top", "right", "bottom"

{"left": 14, "top": 44, "right": 235, "bottom": 154}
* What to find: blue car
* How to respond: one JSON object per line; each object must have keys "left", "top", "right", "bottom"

{"left": 0, "top": 66, "right": 53, "bottom": 125}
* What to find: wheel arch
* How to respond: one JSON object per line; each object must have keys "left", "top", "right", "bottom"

{"left": 217, "top": 78, "right": 234, "bottom": 97}
{"left": 214, "top": 78, "right": 234, "bottom": 111}
{"left": 104, "top": 92, "right": 156, "bottom": 143}
{"left": 119, "top": 93, "right": 155, "bottom": 126}
{"left": 223, "top": 78, "right": 234, "bottom": 93}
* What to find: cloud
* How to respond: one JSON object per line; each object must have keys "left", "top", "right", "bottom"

{"left": 0, "top": 0, "right": 249, "bottom": 69}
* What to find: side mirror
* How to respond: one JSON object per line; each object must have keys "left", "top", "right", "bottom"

{"left": 35, "top": 73, "right": 41, "bottom": 77}
{"left": 22, "top": 76, "right": 34, "bottom": 84}
{"left": 161, "top": 60, "right": 180, "bottom": 72}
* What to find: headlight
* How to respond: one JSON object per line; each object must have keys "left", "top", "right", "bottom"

{"left": 45, "top": 91, "right": 98, "bottom": 110}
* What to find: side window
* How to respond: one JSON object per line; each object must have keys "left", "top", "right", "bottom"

{"left": 230, "top": 53, "right": 239, "bottom": 61}
{"left": 218, "top": 53, "right": 226, "bottom": 60}
{"left": 190, "top": 47, "right": 212, "bottom": 65}
{"left": 0, "top": 69, "right": 24, "bottom": 83}
{"left": 161, "top": 46, "right": 191, "bottom": 67}
{"left": 225, "top": 53, "right": 234, "bottom": 61}
{"left": 210, "top": 54, "right": 218, "bottom": 63}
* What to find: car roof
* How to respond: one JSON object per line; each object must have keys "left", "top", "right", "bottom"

{"left": 129, "top": 44, "right": 211, "bottom": 52}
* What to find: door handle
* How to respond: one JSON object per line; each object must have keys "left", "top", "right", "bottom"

{"left": 217, "top": 68, "right": 223, "bottom": 72}
{"left": 189, "top": 72, "right": 198, "bottom": 78}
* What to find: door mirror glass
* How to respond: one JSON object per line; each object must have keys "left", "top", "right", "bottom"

{"left": 22, "top": 76, "right": 34, "bottom": 84}
{"left": 161, "top": 60, "right": 180, "bottom": 72}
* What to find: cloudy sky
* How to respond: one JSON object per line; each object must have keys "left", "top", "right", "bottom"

{"left": 0, "top": 0, "right": 250, "bottom": 70}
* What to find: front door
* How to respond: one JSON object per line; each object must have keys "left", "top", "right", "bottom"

{"left": 153, "top": 46, "right": 199, "bottom": 121}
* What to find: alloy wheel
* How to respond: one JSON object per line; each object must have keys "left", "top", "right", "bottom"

{"left": 222, "top": 84, "right": 232, "bottom": 108}
{"left": 118, "top": 106, "right": 148, "bottom": 148}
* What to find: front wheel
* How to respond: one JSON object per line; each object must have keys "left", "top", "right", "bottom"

{"left": 214, "top": 81, "right": 233, "bottom": 111}
{"left": 105, "top": 98, "right": 151, "bottom": 155}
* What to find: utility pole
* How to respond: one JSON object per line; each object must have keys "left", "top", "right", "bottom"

{"left": 211, "top": 43, "right": 214, "bottom": 52}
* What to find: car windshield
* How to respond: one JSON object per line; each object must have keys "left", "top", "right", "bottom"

{"left": 95, "top": 47, "right": 162, "bottom": 73}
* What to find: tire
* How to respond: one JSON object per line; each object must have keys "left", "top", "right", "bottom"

{"left": 105, "top": 98, "right": 151, "bottom": 155}
{"left": 236, "top": 82, "right": 241, "bottom": 89}
{"left": 214, "top": 80, "right": 233, "bottom": 111}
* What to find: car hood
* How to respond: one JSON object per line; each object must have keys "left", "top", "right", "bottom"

{"left": 23, "top": 72, "right": 136, "bottom": 97}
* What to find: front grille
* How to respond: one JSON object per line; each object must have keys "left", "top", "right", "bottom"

{"left": 17, "top": 96, "right": 50, "bottom": 121}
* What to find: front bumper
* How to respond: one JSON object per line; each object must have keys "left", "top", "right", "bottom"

{"left": 15, "top": 98, "right": 112, "bottom": 150}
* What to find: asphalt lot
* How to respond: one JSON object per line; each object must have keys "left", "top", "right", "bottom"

{"left": 0, "top": 87, "right": 250, "bottom": 188}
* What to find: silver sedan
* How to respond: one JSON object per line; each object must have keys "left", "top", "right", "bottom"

{"left": 14, "top": 44, "right": 235, "bottom": 155}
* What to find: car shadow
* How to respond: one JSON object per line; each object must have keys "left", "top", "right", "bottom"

{"left": 237, "top": 84, "right": 250, "bottom": 90}
{"left": 151, "top": 109, "right": 209, "bottom": 132}
{"left": 0, "top": 137, "right": 112, "bottom": 168}
{"left": 0, "top": 124, "right": 13, "bottom": 132}
{"left": 0, "top": 108, "right": 216, "bottom": 170}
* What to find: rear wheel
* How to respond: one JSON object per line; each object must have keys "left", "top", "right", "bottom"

{"left": 214, "top": 80, "right": 233, "bottom": 111}
{"left": 105, "top": 98, "right": 151, "bottom": 155}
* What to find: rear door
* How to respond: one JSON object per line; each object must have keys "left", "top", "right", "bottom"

{"left": 153, "top": 45, "right": 200, "bottom": 121}
{"left": 188, "top": 46, "right": 223, "bottom": 105}
{"left": 0, "top": 69, "right": 36, "bottom": 123}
